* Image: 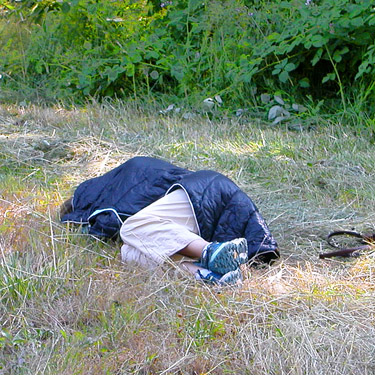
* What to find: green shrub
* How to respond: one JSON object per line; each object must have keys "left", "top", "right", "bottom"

{"left": 1, "top": 0, "right": 375, "bottom": 114}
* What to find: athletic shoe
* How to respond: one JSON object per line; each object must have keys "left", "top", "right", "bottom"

{"left": 195, "top": 268, "right": 243, "bottom": 286}
{"left": 199, "top": 238, "right": 248, "bottom": 274}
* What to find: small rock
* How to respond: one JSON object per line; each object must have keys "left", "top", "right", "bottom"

{"left": 272, "top": 116, "right": 286, "bottom": 125}
{"left": 268, "top": 105, "right": 284, "bottom": 120}
{"left": 274, "top": 95, "right": 285, "bottom": 105}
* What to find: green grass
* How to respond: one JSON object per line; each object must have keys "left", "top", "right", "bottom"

{"left": 1, "top": 100, "right": 375, "bottom": 374}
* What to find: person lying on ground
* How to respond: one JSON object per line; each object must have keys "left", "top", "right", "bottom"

{"left": 60, "top": 156, "right": 279, "bottom": 285}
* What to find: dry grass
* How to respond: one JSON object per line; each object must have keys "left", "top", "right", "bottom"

{"left": 1, "top": 101, "right": 375, "bottom": 374}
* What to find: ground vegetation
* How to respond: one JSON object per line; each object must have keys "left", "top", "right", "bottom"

{"left": 1, "top": 101, "right": 375, "bottom": 374}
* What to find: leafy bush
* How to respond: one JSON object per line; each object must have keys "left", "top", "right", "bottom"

{"left": 1, "top": 0, "right": 375, "bottom": 113}
{"left": 1, "top": 0, "right": 156, "bottom": 100}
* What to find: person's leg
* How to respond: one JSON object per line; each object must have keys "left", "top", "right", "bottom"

{"left": 121, "top": 242, "right": 161, "bottom": 269}
{"left": 121, "top": 241, "right": 243, "bottom": 285}
{"left": 120, "top": 188, "right": 247, "bottom": 279}
{"left": 120, "top": 189, "right": 203, "bottom": 267}
{"left": 178, "top": 238, "right": 209, "bottom": 258}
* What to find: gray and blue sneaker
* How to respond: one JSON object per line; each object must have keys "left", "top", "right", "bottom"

{"left": 198, "top": 238, "right": 248, "bottom": 274}
{"left": 195, "top": 268, "right": 243, "bottom": 286}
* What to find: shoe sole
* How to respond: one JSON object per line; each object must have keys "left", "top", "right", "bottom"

{"left": 196, "top": 268, "right": 242, "bottom": 286}
{"left": 218, "top": 268, "right": 243, "bottom": 286}
{"left": 208, "top": 238, "right": 248, "bottom": 274}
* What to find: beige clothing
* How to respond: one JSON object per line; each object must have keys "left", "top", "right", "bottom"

{"left": 120, "top": 188, "right": 201, "bottom": 268}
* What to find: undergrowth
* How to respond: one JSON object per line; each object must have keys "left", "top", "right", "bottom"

{"left": 1, "top": 0, "right": 375, "bottom": 122}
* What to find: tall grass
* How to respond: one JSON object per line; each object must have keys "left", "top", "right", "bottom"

{"left": 1, "top": 100, "right": 375, "bottom": 373}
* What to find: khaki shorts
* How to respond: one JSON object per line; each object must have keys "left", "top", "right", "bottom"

{"left": 120, "top": 188, "right": 201, "bottom": 268}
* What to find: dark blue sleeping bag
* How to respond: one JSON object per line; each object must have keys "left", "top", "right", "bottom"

{"left": 62, "top": 156, "right": 279, "bottom": 262}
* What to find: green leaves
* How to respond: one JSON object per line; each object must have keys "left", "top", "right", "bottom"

{"left": 355, "top": 44, "right": 375, "bottom": 80}
{"left": 333, "top": 47, "right": 349, "bottom": 63}
{"left": 2, "top": 0, "right": 375, "bottom": 107}
{"left": 322, "top": 72, "right": 336, "bottom": 84}
{"left": 350, "top": 17, "right": 364, "bottom": 27}
{"left": 61, "top": 2, "right": 70, "bottom": 13}
{"left": 104, "top": 65, "right": 125, "bottom": 82}
{"left": 310, "top": 35, "right": 327, "bottom": 48}
{"left": 311, "top": 48, "right": 323, "bottom": 66}
{"left": 272, "top": 59, "right": 296, "bottom": 83}
{"left": 171, "top": 64, "right": 184, "bottom": 81}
